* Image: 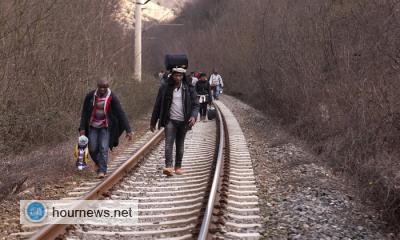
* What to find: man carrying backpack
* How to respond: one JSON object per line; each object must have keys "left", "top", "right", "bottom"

{"left": 150, "top": 67, "right": 199, "bottom": 176}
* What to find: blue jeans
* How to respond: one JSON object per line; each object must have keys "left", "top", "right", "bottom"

{"left": 214, "top": 85, "right": 222, "bottom": 99}
{"left": 164, "top": 120, "right": 187, "bottom": 168}
{"left": 88, "top": 127, "right": 110, "bottom": 173}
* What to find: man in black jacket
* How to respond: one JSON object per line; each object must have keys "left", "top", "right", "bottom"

{"left": 195, "top": 72, "right": 211, "bottom": 121}
{"left": 150, "top": 68, "right": 199, "bottom": 176}
{"left": 79, "top": 77, "right": 133, "bottom": 178}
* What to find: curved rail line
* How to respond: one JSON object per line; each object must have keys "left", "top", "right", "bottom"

{"left": 14, "top": 101, "right": 261, "bottom": 240}
{"left": 198, "top": 101, "right": 225, "bottom": 240}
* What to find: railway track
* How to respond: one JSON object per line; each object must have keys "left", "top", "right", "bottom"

{"left": 13, "top": 101, "right": 261, "bottom": 240}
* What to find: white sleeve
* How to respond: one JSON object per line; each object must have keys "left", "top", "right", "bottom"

{"left": 219, "top": 75, "right": 223, "bottom": 87}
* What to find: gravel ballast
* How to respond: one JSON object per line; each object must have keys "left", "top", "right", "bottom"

{"left": 221, "top": 95, "right": 395, "bottom": 239}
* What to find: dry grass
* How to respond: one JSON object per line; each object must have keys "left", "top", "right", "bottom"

{"left": 0, "top": 0, "right": 158, "bottom": 197}
{"left": 0, "top": 0, "right": 157, "bottom": 154}
{"left": 0, "top": 110, "right": 153, "bottom": 200}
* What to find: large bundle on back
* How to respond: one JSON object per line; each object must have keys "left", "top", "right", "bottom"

{"left": 165, "top": 54, "right": 188, "bottom": 71}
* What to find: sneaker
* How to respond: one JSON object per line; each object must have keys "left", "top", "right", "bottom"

{"left": 162, "top": 168, "right": 174, "bottom": 176}
{"left": 174, "top": 168, "right": 183, "bottom": 175}
{"left": 97, "top": 172, "right": 105, "bottom": 179}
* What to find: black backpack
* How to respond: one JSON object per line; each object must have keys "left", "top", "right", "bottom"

{"left": 207, "top": 106, "right": 217, "bottom": 120}
{"left": 165, "top": 54, "right": 188, "bottom": 71}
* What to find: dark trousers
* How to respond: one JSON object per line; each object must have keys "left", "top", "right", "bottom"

{"left": 164, "top": 119, "right": 187, "bottom": 168}
{"left": 199, "top": 102, "right": 208, "bottom": 117}
{"left": 88, "top": 127, "right": 110, "bottom": 173}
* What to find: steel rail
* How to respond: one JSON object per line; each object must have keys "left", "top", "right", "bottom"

{"left": 29, "top": 130, "right": 164, "bottom": 240}
{"left": 198, "top": 102, "right": 226, "bottom": 240}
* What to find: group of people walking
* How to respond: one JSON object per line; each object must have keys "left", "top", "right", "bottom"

{"left": 79, "top": 67, "right": 224, "bottom": 178}
{"left": 153, "top": 68, "right": 223, "bottom": 175}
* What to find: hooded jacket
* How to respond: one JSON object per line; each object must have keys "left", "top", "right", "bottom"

{"left": 151, "top": 76, "right": 199, "bottom": 129}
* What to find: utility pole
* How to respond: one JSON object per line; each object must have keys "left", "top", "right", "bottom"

{"left": 134, "top": 0, "right": 142, "bottom": 82}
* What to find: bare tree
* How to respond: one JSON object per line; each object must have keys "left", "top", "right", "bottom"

{"left": 144, "top": 0, "right": 400, "bottom": 226}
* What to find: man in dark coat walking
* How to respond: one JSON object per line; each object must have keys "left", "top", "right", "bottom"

{"left": 79, "top": 77, "right": 133, "bottom": 178}
{"left": 150, "top": 67, "right": 199, "bottom": 176}
{"left": 195, "top": 72, "right": 211, "bottom": 121}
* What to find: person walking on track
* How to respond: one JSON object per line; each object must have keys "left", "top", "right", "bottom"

{"left": 150, "top": 67, "right": 199, "bottom": 176}
{"left": 190, "top": 71, "right": 199, "bottom": 86}
{"left": 79, "top": 77, "right": 133, "bottom": 179}
{"left": 195, "top": 72, "right": 211, "bottom": 121}
{"left": 158, "top": 70, "right": 165, "bottom": 85}
{"left": 209, "top": 69, "right": 224, "bottom": 100}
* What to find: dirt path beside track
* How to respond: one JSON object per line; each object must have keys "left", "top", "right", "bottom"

{"left": 0, "top": 114, "right": 151, "bottom": 239}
